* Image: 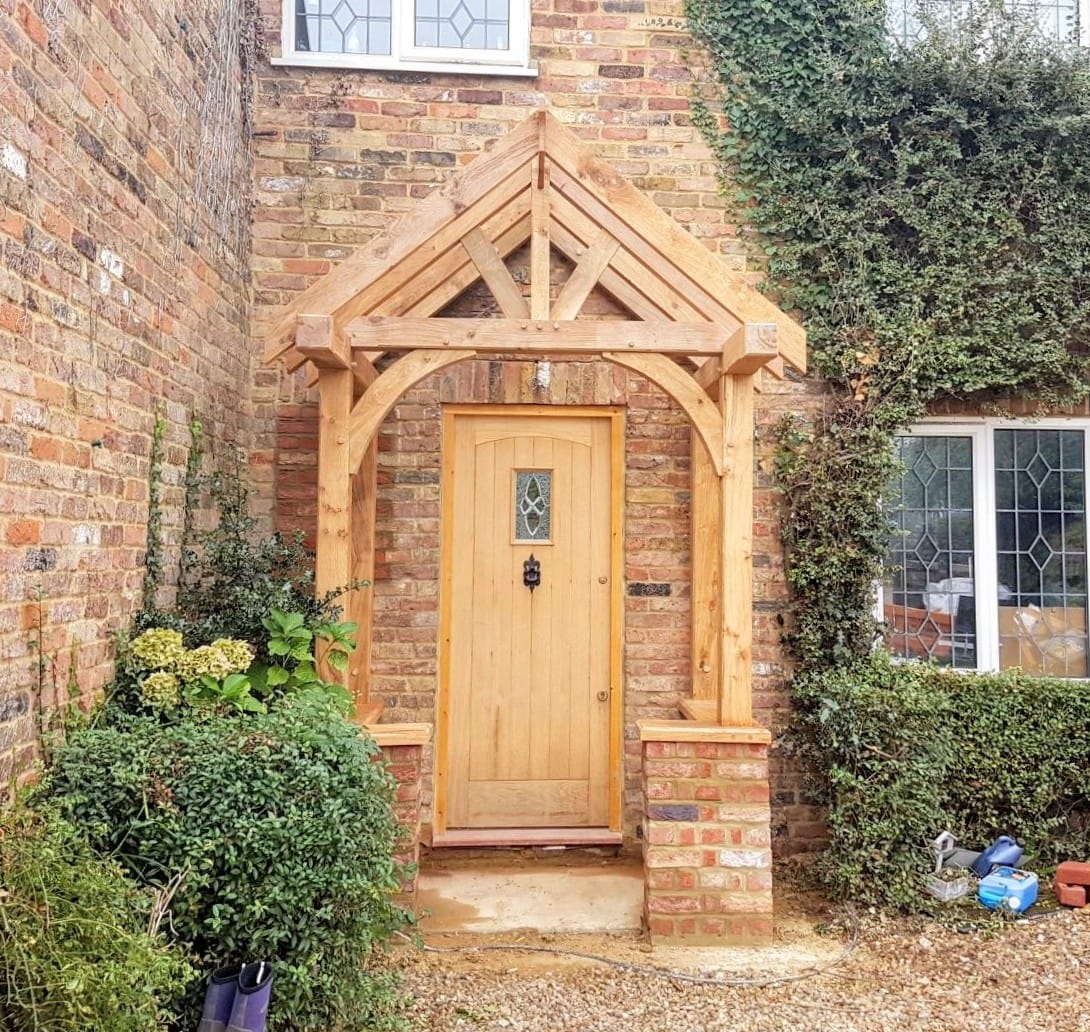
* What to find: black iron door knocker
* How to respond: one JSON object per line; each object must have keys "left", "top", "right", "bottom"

{"left": 523, "top": 554, "right": 541, "bottom": 592}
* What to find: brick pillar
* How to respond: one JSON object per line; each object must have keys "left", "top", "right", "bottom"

{"left": 368, "top": 724, "right": 431, "bottom": 911}
{"left": 640, "top": 725, "right": 773, "bottom": 944}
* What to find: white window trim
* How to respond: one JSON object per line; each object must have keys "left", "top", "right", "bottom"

{"left": 275, "top": 0, "right": 537, "bottom": 76}
{"left": 880, "top": 416, "right": 1090, "bottom": 675}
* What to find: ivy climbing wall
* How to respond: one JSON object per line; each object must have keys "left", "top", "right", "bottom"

{"left": 0, "top": 0, "right": 256, "bottom": 785}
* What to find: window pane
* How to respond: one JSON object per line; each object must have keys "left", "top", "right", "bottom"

{"left": 514, "top": 471, "right": 552, "bottom": 542}
{"left": 416, "top": 0, "right": 511, "bottom": 50}
{"left": 294, "top": 0, "right": 391, "bottom": 55}
{"left": 884, "top": 436, "right": 976, "bottom": 668}
{"left": 995, "top": 429, "right": 1087, "bottom": 677}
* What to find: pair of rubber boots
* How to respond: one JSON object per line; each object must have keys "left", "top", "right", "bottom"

{"left": 198, "top": 961, "right": 273, "bottom": 1032}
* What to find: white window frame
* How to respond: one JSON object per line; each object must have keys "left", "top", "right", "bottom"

{"left": 879, "top": 416, "right": 1090, "bottom": 674}
{"left": 275, "top": 0, "right": 536, "bottom": 76}
{"left": 887, "top": 0, "right": 1090, "bottom": 47}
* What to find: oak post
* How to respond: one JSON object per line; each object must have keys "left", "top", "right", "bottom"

{"left": 717, "top": 373, "right": 755, "bottom": 726}
{"left": 316, "top": 366, "right": 354, "bottom": 685}
{"left": 691, "top": 425, "right": 720, "bottom": 701}
{"left": 348, "top": 442, "right": 378, "bottom": 710}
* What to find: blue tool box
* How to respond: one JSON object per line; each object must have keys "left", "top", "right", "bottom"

{"left": 977, "top": 867, "right": 1038, "bottom": 914}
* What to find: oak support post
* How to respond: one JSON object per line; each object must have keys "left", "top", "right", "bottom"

{"left": 348, "top": 441, "right": 378, "bottom": 711}
{"left": 717, "top": 374, "right": 755, "bottom": 726}
{"left": 691, "top": 425, "right": 720, "bottom": 701}
{"left": 316, "top": 365, "right": 354, "bottom": 685}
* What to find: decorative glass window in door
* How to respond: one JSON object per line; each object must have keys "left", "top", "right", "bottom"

{"left": 514, "top": 471, "right": 552, "bottom": 542}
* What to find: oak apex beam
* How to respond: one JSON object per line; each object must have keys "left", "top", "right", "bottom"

{"left": 343, "top": 317, "right": 731, "bottom": 357}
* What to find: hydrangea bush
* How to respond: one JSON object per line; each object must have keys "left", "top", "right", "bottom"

{"left": 127, "top": 627, "right": 260, "bottom": 712}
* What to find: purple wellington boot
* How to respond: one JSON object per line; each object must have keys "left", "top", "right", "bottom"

{"left": 226, "top": 961, "right": 274, "bottom": 1032}
{"left": 198, "top": 965, "right": 241, "bottom": 1032}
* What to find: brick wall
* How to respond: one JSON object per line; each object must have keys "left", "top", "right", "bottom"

{"left": 641, "top": 733, "right": 774, "bottom": 944}
{"left": 0, "top": 0, "right": 255, "bottom": 785}
{"left": 251, "top": 0, "right": 826, "bottom": 851}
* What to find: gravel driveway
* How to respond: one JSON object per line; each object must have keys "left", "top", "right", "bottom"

{"left": 396, "top": 896, "right": 1090, "bottom": 1031}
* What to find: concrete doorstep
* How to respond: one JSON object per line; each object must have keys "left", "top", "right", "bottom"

{"left": 416, "top": 861, "right": 645, "bottom": 935}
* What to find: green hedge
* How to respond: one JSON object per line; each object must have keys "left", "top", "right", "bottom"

{"left": 40, "top": 691, "right": 408, "bottom": 1032}
{"left": 796, "top": 652, "right": 1090, "bottom": 910}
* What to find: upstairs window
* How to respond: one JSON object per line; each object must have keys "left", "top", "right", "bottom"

{"left": 882, "top": 422, "right": 1089, "bottom": 678}
{"left": 887, "top": 0, "right": 1089, "bottom": 46}
{"left": 278, "top": 0, "right": 533, "bottom": 75}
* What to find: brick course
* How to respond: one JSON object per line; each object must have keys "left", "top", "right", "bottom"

{"left": 373, "top": 738, "right": 428, "bottom": 907}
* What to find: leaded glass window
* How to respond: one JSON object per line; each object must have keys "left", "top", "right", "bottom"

{"left": 282, "top": 0, "right": 530, "bottom": 71}
{"left": 882, "top": 424, "right": 1090, "bottom": 677}
{"left": 995, "top": 429, "right": 1087, "bottom": 675}
{"left": 514, "top": 471, "right": 551, "bottom": 542}
{"left": 415, "top": 0, "right": 510, "bottom": 50}
{"left": 295, "top": 0, "right": 393, "bottom": 55}
{"left": 884, "top": 435, "right": 977, "bottom": 667}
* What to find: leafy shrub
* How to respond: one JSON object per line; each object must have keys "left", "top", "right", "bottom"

{"left": 0, "top": 804, "right": 194, "bottom": 1031}
{"left": 110, "top": 613, "right": 355, "bottom": 717}
{"left": 797, "top": 653, "right": 1090, "bottom": 909}
{"left": 40, "top": 691, "right": 408, "bottom": 1032}
{"left": 146, "top": 462, "right": 343, "bottom": 662}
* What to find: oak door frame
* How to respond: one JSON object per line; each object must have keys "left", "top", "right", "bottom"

{"left": 435, "top": 404, "right": 626, "bottom": 837}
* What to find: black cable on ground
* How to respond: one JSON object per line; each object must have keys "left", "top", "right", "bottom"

{"left": 395, "top": 907, "right": 861, "bottom": 989}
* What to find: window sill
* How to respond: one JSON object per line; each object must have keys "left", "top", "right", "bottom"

{"left": 270, "top": 53, "right": 539, "bottom": 77}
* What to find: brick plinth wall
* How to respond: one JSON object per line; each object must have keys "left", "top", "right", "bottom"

{"left": 640, "top": 726, "right": 773, "bottom": 944}
{"left": 369, "top": 725, "right": 432, "bottom": 908}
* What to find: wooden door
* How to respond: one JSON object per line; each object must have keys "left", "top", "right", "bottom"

{"left": 441, "top": 410, "right": 617, "bottom": 830}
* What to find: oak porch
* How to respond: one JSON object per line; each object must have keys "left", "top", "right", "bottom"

{"left": 264, "top": 110, "right": 806, "bottom": 738}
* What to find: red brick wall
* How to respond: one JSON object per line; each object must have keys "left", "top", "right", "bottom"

{"left": 0, "top": 1, "right": 254, "bottom": 784}
{"left": 252, "top": 0, "right": 826, "bottom": 851}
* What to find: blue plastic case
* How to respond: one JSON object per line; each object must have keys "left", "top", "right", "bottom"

{"left": 977, "top": 867, "right": 1038, "bottom": 913}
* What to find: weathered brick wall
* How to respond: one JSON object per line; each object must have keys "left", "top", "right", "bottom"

{"left": 0, "top": 1, "right": 255, "bottom": 784}
{"left": 252, "top": 0, "right": 825, "bottom": 851}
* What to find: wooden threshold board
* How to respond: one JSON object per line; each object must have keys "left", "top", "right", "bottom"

{"left": 431, "top": 828, "right": 623, "bottom": 848}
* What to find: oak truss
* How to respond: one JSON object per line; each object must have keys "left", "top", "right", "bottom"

{"left": 265, "top": 110, "right": 806, "bottom": 729}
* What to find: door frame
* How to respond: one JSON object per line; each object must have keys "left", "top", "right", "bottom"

{"left": 434, "top": 404, "right": 626, "bottom": 840}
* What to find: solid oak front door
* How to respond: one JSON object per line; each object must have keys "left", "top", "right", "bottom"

{"left": 441, "top": 409, "right": 618, "bottom": 830}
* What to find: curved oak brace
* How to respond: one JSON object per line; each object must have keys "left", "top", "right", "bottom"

{"left": 603, "top": 351, "right": 724, "bottom": 476}
{"left": 348, "top": 349, "right": 476, "bottom": 473}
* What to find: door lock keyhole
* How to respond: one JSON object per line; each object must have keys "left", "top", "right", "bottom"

{"left": 523, "top": 554, "right": 541, "bottom": 592}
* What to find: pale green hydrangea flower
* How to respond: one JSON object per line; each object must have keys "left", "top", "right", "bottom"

{"left": 131, "top": 628, "right": 186, "bottom": 670}
{"left": 177, "top": 646, "right": 233, "bottom": 683}
{"left": 210, "top": 638, "right": 254, "bottom": 673}
{"left": 140, "top": 671, "right": 181, "bottom": 708}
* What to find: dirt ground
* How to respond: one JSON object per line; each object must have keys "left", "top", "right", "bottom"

{"left": 393, "top": 875, "right": 1090, "bottom": 1031}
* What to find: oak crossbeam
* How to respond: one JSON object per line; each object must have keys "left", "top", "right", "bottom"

{"left": 344, "top": 317, "right": 731, "bottom": 356}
